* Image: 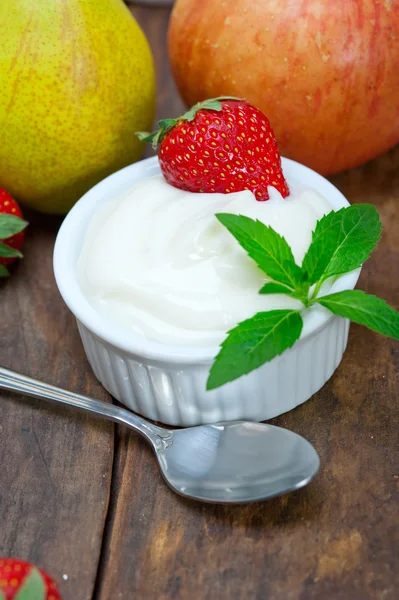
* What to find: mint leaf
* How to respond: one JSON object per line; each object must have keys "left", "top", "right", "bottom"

{"left": 302, "top": 204, "right": 381, "bottom": 286}
{"left": 216, "top": 213, "right": 302, "bottom": 291}
{"left": 0, "top": 242, "right": 22, "bottom": 258}
{"left": 259, "top": 282, "right": 296, "bottom": 295}
{"left": 301, "top": 209, "right": 343, "bottom": 284}
{"left": 316, "top": 290, "right": 399, "bottom": 340}
{"left": 207, "top": 310, "right": 303, "bottom": 390}
{"left": 15, "top": 568, "right": 46, "bottom": 600}
{"left": 0, "top": 265, "right": 10, "bottom": 277}
{"left": 0, "top": 214, "right": 27, "bottom": 238}
{"left": 259, "top": 281, "right": 310, "bottom": 303}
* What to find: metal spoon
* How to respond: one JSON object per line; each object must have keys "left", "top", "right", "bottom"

{"left": 0, "top": 366, "right": 320, "bottom": 504}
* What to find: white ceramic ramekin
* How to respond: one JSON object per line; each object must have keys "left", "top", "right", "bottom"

{"left": 54, "top": 156, "right": 360, "bottom": 426}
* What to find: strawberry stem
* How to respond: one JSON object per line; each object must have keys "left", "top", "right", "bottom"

{"left": 136, "top": 96, "right": 242, "bottom": 149}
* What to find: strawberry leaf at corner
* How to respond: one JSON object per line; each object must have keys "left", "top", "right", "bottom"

{"left": 206, "top": 310, "right": 303, "bottom": 390}
{"left": 0, "top": 213, "right": 28, "bottom": 239}
{"left": 14, "top": 568, "right": 46, "bottom": 600}
{"left": 216, "top": 213, "right": 304, "bottom": 295}
{"left": 315, "top": 290, "right": 399, "bottom": 341}
{"left": 302, "top": 204, "right": 382, "bottom": 286}
{"left": 0, "top": 241, "right": 23, "bottom": 258}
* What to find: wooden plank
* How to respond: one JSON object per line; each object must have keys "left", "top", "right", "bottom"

{"left": 0, "top": 211, "right": 114, "bottom": 599}
{"left": 96, "top": 6, "right": 399, "bottom": 599}
{"left": 132, "top": 5, "right": 185, "bottom": 145}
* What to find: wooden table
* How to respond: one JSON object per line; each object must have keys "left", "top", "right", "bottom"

{"left": 1, "top": 5, "right": 398, "bottom": 599}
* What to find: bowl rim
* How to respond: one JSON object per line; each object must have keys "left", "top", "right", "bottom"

{"left": 53, "top": 156, "right": 360, "bottom": 364}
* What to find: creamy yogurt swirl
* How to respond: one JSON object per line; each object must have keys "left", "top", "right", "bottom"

{"left": 77, "top": 176, "right": 333, "bottom": 346}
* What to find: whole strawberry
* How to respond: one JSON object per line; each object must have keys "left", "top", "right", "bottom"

{"left": 0, "top": 188, "right": 27, "bottom": 275}
{"left": 0, "top": 558, "right": 61, "bottom": 599}
{"left": 138, "top": 97, "right": 289, "bottom": 200}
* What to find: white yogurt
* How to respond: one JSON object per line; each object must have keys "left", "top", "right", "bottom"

{"left": 77, "top": 175, "right": 333, "bottom": 346}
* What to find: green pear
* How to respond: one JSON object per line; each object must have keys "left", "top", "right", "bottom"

{"left": 0, "top": 0, "right": 156, "bottom": 214}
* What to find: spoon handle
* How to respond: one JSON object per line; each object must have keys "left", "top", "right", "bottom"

{"left": 0, "top": 366, "right": 169, "bottom": 449}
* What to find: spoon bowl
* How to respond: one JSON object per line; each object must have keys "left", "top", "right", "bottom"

{"left": 159, "top": 421, "right": 319, "bottom": 503}
{"left": 0, "top": 367, "right": 320, "bottom": 504}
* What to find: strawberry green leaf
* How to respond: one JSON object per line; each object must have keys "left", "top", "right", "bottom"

{"left": 137, "top": 126, "right": 173, "bottom": 148}
{"left": 0, "top": 589, "right": 5, "bottom": 600}
{"left": 157, "top": 118, "right": 177, "bottom": 130}
{"left": 0, "top": 264, "right": 10, "bottom": 277}
{"left": 212, "top": 96, "right": 242, "bottom": 101}
{"left": 0, "top": 214, "right": 28, "bottom": 238}
{"left": 315, "top": 290, "right": 399, "bottom": 341}
{"left": 302, "top": 204, "right": 382, "bottom": 286}
{"left": 137, "top": 97, "right": 243, "bottom": 147}
{"left": 207, "top": 310, "right": 303, "bottom": 390}
{"left": 179, "top": 108, "right": 197, "bottom": 121}
{"left": 216, "top": 213, "right": 302, "bottom": 291}
{"left": 187, "top": 100, "right": 223, "bottom": 114}
{"left": 180, "top": 97, "right": 241, "bottom": 121}
{"left": 15, "top": 568, "right": 46, "bottom": 600}
{"left": 0, "top": 242, "right": 22, "bottom": 258}
{"left": 136, "top": 131, "right": 157, "bottom": 142}
{"left": 136, "top": 130, "right": 166, "bottom": 148}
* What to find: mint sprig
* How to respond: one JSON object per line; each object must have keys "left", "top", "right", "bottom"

{"left": 259, "top": 281, "right": 296, "bottom": 295}
{"left": 216, "top": 213, "right": 307, "bottom": 301}
{"left": 207, "top": 310, "right": 303, "bottom": 390}
{"left": 302, "top": 204, "right": 381, "bottom": 297}
{"left": 315, "top": 290, "right": 399, "bottom": 340}
{"left": 207, "top": 204, "right": 399, "bottom": 390}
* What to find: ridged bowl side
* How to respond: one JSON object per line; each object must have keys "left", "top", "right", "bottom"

{"left": 77, "top": 315, "right": 350, "bottom": 426}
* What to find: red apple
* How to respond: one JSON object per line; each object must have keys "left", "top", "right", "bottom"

{"left": 168, "top": 0, "right": 399, "bottom": 175}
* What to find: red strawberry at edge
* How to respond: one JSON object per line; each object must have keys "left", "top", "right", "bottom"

{"left": 0, "top": 558, "right": 61, "bottom": 599}
{"left": 138, "top": 97, "right": 289, "bottom": 200}
{"left": 0, "top": 188, "right": 25, "bottom": 267}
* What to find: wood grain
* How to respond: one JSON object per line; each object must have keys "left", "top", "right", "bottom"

{"left": 132, "top": 5, "right": 185, "bottom": 154}
{"left": 0, "top": 213, "right": 114, "bottom": 600}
